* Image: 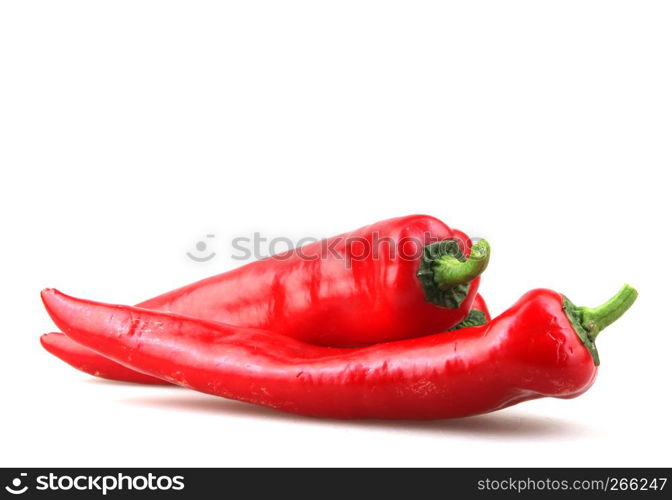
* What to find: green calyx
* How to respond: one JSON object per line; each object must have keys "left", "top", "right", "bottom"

{"left": 563, "top": 284, "right": 638, "bottom": 366}
{"left": 449, "top": 309, "right": 488, "bottom": 330}
{"left": 416, "top": 239, "right": 491, "bottom": 308}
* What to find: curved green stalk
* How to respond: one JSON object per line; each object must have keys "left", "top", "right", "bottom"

{"left": 563, "top": 284, "right": 638, "bottom": 365}
{"left": 432, "top": 239, "right": 491, "bottom": 289}
{"left": 416, "top": 239, "right": 491, "bottom": 308}
{"left": 579, "top": 284, "right": 639, "bottom": 341}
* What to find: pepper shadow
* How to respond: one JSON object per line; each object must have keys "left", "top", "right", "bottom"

{"left": 119, "top": 391, "right": 590, "bottom": 439}
{"left": 85, "top": 378, "right": 176, "bottom": 389}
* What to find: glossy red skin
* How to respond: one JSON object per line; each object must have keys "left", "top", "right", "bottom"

{"left": 42, "top": 289, "right": 596, "bottom": 420}
{"left": 142, "top": 214, "right": 479, "bottom": 346}
{"left": 43, "top": 214, "right": 481, "bottom": 381}
{"left": 40, "top": 332, "right": 170, "bottom": 385}
{"left": 41, "top": 294, "right": 490, "bottom": 386}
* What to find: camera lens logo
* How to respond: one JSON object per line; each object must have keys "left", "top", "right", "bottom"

{"left": 187, "top": 234, "right": 216, "bottom": 262}
{"left": 5, "top": 473, "right": 28, "bottom": 495}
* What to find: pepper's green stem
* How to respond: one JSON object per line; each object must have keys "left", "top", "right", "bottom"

{"left": 432, "top": 239, "right": 491, "bottom": 289}
{"left": 563, "top": 284, "right": 638, "bottom": 366}
{"left": 577, "top": 284, "right": 638, "bottom": 341}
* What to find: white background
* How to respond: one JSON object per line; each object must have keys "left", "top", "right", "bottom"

{"left": 1, "top": 1, "right": 670, "bottom": 467}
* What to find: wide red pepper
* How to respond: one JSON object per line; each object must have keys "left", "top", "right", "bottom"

{"left": 42, "top": 214, "right": 489, "bottom": 379}
{"left": 41, "top": 295, "right": 491, "bottom": 385}
{"left": 136, "top": 214, "right": 489, "bottom": 345}
{"left": 41, "top": 285, "right": 636, "bottom": 419}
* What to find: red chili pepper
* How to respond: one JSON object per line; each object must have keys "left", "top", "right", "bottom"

{"left": 41, "top": 295, "right": 491, "bottom": 385}
{"left": 41, "top": 285, "right": 636, "bottom": 419}
{"left": 42, "top": 215, "right": 490, "bottom": 379}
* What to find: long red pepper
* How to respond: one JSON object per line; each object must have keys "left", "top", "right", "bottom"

{"left": 42, "top": 214, "right": 490, "bottom": 379}
{"left": 41, "top": 285, "right": 636, "bottom": 419}
{"left": 41, "top": 295, "right": 491, "bottom": 385}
